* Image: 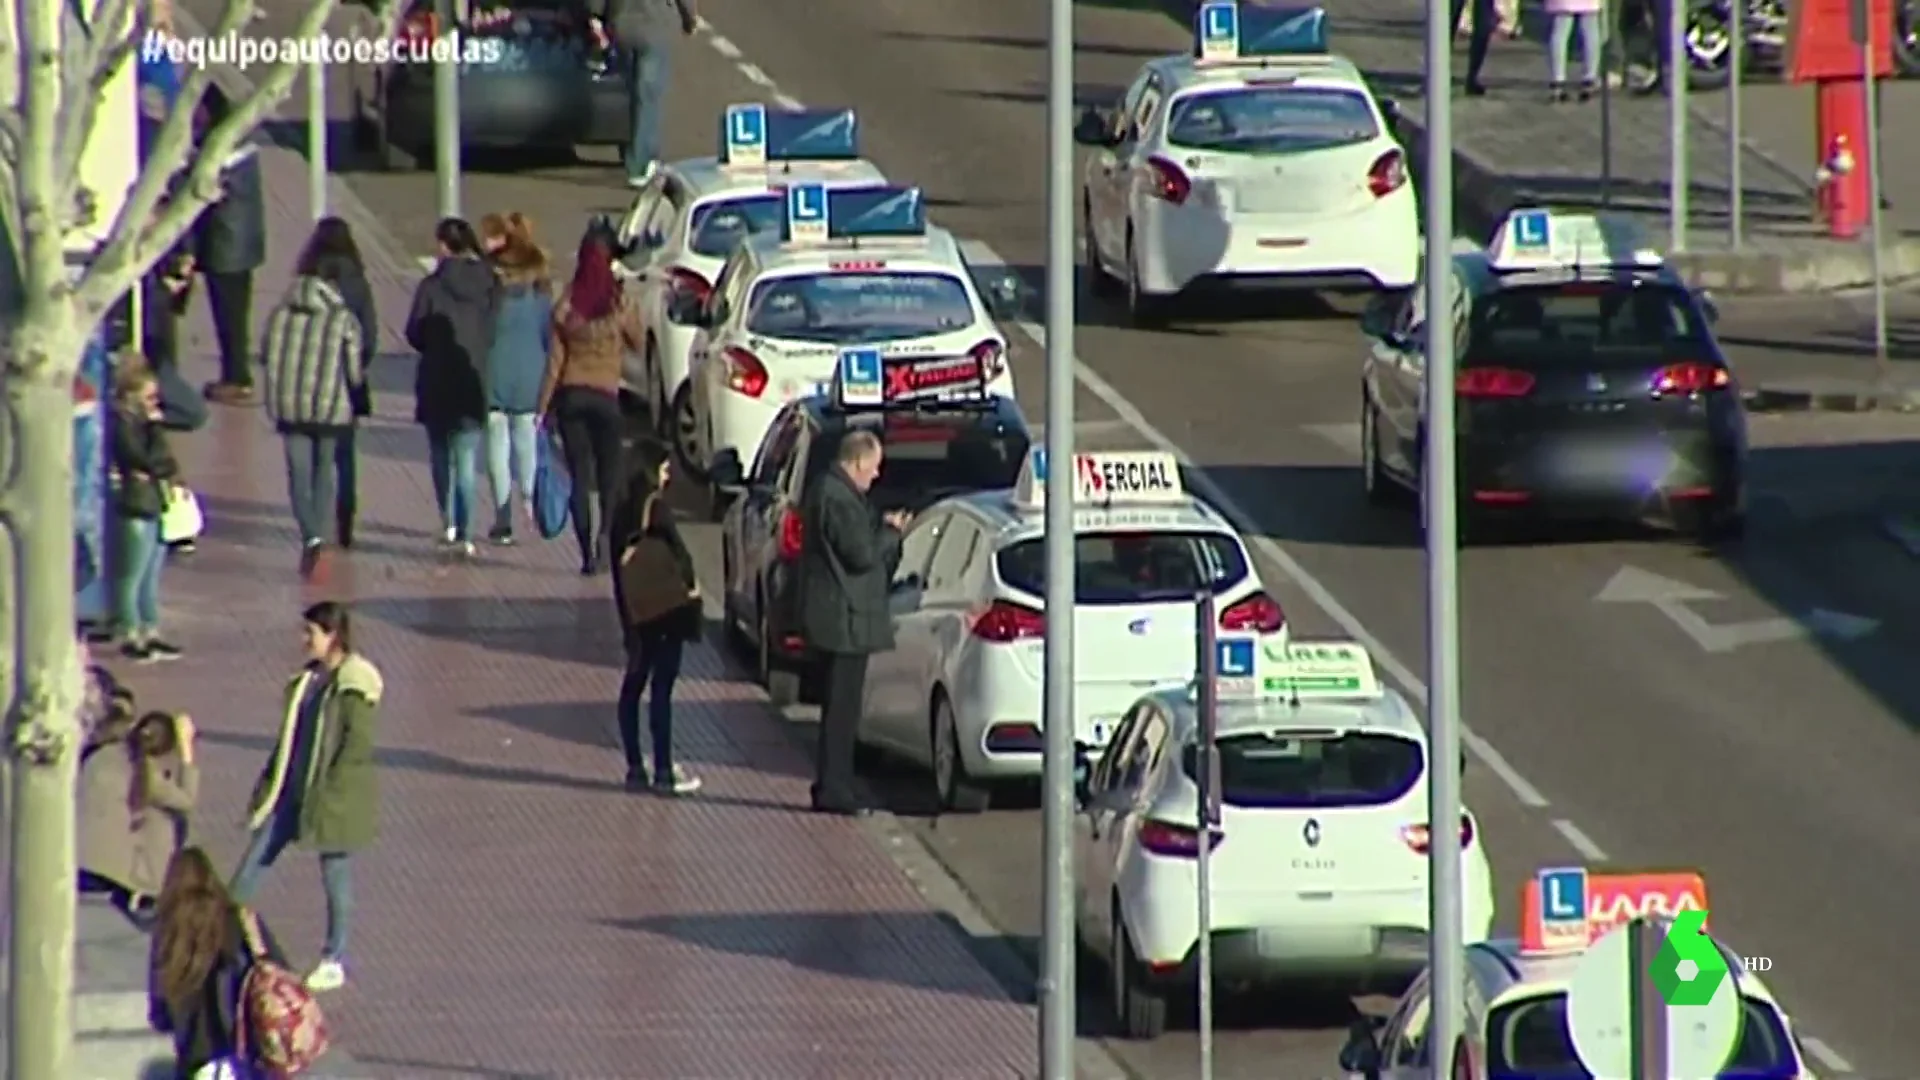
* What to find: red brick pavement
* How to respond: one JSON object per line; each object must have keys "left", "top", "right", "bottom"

{"left": 114, "top": 145, "right": 1041, "bottom": 1078}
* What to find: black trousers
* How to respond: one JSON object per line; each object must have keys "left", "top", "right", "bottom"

{"left": 1449, "top": 0, "right": 1494, "bottom": 86}
{"left": 205, "top": 269, "right": 255, "bottom": 388}
{"left": 553, "top": 386, "right": 626, "bottom": 564}
{"left": 813, "top": 651, "right": 868, "bottom": 810}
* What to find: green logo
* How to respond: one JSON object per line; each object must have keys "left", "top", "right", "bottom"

{"left": 1652, "top": 910, "right": 1730, "bottom": 1005}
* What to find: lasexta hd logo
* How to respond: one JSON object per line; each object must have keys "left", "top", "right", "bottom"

{"left": 1652, "top": 909, "right": 1730, "bottom": 1005}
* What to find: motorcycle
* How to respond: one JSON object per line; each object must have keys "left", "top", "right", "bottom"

{"left": 1613, "top": 0, "right": 1920, "bottom": 89}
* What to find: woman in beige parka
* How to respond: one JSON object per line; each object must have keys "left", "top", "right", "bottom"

{"left": 78, "top": 710, "right": 200, "bottom": 916}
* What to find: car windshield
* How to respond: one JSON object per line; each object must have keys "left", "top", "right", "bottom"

{"left": 996, "top": 531, "right": 1250, "bottom": 604}
{"left": 1485, "top": 992, "right": 1798, "bottom": 1079}
{"left": 689, "top": 195, "right": 784, "bottom": 259}
{"left": 811, "top": 422, "right": 1028, "bottom": 512}
{"left": 1166, "top": 86, "right": 1379, "bottom": 154}
{"left": 746, "top": 272, "right": 977, "bottom": 344}
{"left": 1181, "top": 731, "right": 1423, "bottom": 809}
{"left": 1469, "top": 282, "right": 1712, "bottom": 360}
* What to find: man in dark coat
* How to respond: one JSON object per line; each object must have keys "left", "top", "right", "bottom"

{"left": 193, "top": 88, "right": 268, "bottom": 406}
{"left": 795, "top": 430, "right": 910, "bottom": 815}
{"left": 405, "top": 219, "right": 500, "bottom": 552}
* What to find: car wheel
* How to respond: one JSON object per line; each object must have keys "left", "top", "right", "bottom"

{"left": 1085, "top": 199, "right": 1118, "bottom": 299}
{"left": 1110, "top": 901, "right": 1168, "bottom": 1040}
{"left": 931, "top": 694, "right": 990, "bottom": 813}
{"left": 1362, "top": 395, "right": 1396, "bottom": 507}
{"left": 671, "top": 383, "right": 706, "bottom": 481}
{"left": 759, "top": 601, "right": 800, "bottom": 708}
{"left": 1125, "top": 232, "right": 1169, "bottom": 329}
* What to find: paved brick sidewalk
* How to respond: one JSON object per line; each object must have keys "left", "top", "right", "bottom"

{"left": 109, "top": 144, "right": 1043, "bottom": 1078}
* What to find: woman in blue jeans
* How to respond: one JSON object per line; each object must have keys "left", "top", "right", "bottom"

{"left": 407, "top": 219, "right": 500, "bottom": 557}
{"left": 109, "top": 362, "right": 182, "bottom": 662}
{"left": 607, "top": 440, "right": 702, "bottom": 794}
{"left": 482, "top": 221, "right": 553, "bottom": 544}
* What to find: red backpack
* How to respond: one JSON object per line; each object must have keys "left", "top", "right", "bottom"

{"left": 235, "top": 910, "right": 331, "bottom": 1076}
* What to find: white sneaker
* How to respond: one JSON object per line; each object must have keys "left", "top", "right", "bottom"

{"left": 305, "top": 958, "right": 346, "bottom": 991}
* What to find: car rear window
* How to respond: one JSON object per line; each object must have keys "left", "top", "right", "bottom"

{"left": 1469, "top": 282, "right": 1712, "bottom": 358}
{"left": 747, "top": 273, "right": 977, "bottom": 343}
{"left": 1181, "top": 731, "right": 1423, "bottom": 808}
{"left": 996, "top": 531, "right": 1251, "bottom": 604}
{"left": 689, "top": 195, "right": 784, "bottom": 259}
{"left": 1486, "top": 992, "right": 1798, "bottom": 1079}
{"left": 1166, "top": 87, "right": 1380, "bottom": 153}
{"left": 808, "top": 423, "right": 1028, "bottom": 512}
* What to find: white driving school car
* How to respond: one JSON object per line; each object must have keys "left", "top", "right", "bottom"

{"left": 1075, "top": 638, "right": 1494, "bottom": 1039}
{"left": 680, "top": 184, "right": 1023, "bottom": 508}
{"left": 859, "top": 449, "right": 1288, "bottom": 812}
{"left": 1076, "top": 3, "right": 1418, "bottom": 325}
{"left": 615, "top": 104, "right": 885, "bottom": 466}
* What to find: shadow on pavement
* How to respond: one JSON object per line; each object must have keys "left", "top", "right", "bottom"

{"left": 355, "top": 596, "right": 619, "bottom": 668}
{"left": 200, "top": 729, "right": 632, "bottom": 795}
{"left": 946, "top": 83, "right": 1131, "bottom": 109}
{"left": 886, "top": 29, "right": 1168, "bottom": 58}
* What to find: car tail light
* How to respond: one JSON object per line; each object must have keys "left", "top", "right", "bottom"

{"left": 1139, "top": 820, "right": 1223, "bottom": 858}
{"left": 1219, "top": 592, "right": 1285, "bottom": 634}
{"left": 667, "top": 267, "right": 712, "bottom": 307}
{"left": 777, "top": 509, "right": 803, "bottom": 561}
{"left": 400, "top": 11, "right": 435, "bottom": 45}
{"left": 1144, "top": 156, "right": 1191, "bottom": 206}
{"left": 969, "top": 339, "right": 1007, "bottom": 381}
{"left": 1457, "top": 368, "right": 1536, "bottom": 398}
{"left": 1651, "top": 362, "right": 1730, "bottom": 395}
{"left": 722, "top": 347, "right": 768, "bottom": 398}
{"left": 1401, "top": 815, "right": 1475, "bottom": 854}
{"left": 971, "top": 600, "right": 1045, "bottom": 643}
{"left": 1368, "top": 150, "right": 1408, "bottom": 198}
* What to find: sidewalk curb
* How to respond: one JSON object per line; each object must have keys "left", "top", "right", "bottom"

{"left": 1744, "top": 384, "right": 1920, "bottom": 414}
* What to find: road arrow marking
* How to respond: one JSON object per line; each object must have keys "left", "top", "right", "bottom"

{"left": 1593, "top": 566, "right": 1879, "bottom": 653}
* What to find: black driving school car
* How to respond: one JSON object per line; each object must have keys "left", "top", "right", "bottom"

{"left": 1358, "top": 209, "right": 1747, "bottom": 542}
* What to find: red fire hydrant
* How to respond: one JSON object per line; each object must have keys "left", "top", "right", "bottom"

{"left": 1813, "top": 80, "right": 1869, "bottom": 239}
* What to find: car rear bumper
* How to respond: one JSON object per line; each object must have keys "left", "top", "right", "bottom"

{"left": 1459, "top": 430, "right": 1742, "bottom": 520}
{"left": 1143, "top": 188, "right": 1419, "bottom": 295}
{"left": 386, "top": 68, "right": 629, "bottom": 149}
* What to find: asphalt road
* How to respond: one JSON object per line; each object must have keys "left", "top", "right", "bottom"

{"left": 195, "top": 0, "right": 1920, "bottom": 1073}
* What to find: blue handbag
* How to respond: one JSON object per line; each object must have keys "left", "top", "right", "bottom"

{"left": 532, "top": 427, "right": 571, "bottom": 540}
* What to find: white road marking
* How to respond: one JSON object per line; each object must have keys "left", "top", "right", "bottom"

{"left": 695, "top": 36, "right": 1867, "bottom": 1073}
{"left": 1302, "top": 421, "right": 1363, "bottom": 458}
{"left": 774, "top": 92, "right": 805, "bottom": 110}
{"left": 707, "top": 33, "right": 743, "bottom": 60}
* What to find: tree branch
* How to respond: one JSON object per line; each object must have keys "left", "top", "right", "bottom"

{"left": 53, "top": 0, "right": 140, "bottom": 194}
{"left": 76, "top": 0, "right": 337, "bottom": 321}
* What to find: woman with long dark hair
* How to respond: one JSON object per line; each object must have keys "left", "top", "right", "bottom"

{"left": 608, "top": 439, "right": 701, "bottom": 794}
{"left": 537, "top": 232, "right": 643, "bottom": 574}
{"left": 148, "top": 847, "right": 285, "bottom": 1078}
{"left": 407, "top": 218, "right": 500, "bottom": 557}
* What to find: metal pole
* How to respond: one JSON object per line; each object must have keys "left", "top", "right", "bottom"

{"left": 1862, "top": 23, "right": 1889, "bottom": 374}
{"left": 1667, "top": 0, "right": 1690, "bottom": 250}
{"left": 1424, "top": 0, "right": 1466, "bottom": 1068}
{"left": 1726, "top": 0, "right": 1743, "bottom": 247}
{"left": 1194, "top": 594, "right": 1221, "bottom": 1080}
{"left": 1628, "top": 919, "right": 1671, "bottom": 1080}
{"left": 307, "top": 59, "right": 328, "bottom": 220}
{"left": 432, "top": 0, "right": 462, "bottom": 218}
{"left": 1037, "top": 0, "right": 1077, "bottom": 1066}
{"left": 1600, "top": 0, "right": 1614, "bottom": 207}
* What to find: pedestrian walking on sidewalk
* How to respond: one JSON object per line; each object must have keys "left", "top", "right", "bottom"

{"left": 596, "top": 0, "right": 700, "bottom": 187}
{"left": 300, "top": 218, "right": 380, "bottom": 549}
{"left": 796, "top": 430, "right": 910, "bottom": 815}
{"left": 609, "top": 438, "right": 702, "bottom": 794}
{"left": 262, "top": 224, "right": 371, "bottom": 582}
{"left": 1451, "top": 0, "right": 1498, "bottom": 96}
{"left": 408, "top": 218, "right": 501, "bottom": 557}
{"left": 539, "top": 231, "right": 641, "bottom": 574}
{"left": 110, "top": 359, "right": 185, "bottom": 662}
{"left": 1545, "top": 0, "right": 1604, "bottom": 100}
{"left": 193, "top": 88, "right": 268, "bottom": 407}
{"left": 231, "top": 601, "right": 384, "bottom": 993}
{"left": 483, "top": 223, "right": 553, "bottom": 544}
{"left": 143, "top": 249, "right": 209, "bottom": 434}
{"left": 151, "top": 847, "right": 291, "bottom": 1080}
{"left": 80, "top": 710, "right": 200, "bottom": 923}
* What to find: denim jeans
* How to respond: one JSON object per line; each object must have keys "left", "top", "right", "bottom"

{"left": 485, "top": 410, "right": 539, "bottom": 516}
{"left": 618, "top": 632, "right": 685, "bottom": 781}
{"left": 230, "top": 818, "right": 353, "bottom": 960}
{"left": 282, "top": 429, "right": 344, "bottom": 546}
{"left": 114, "top": 516, "right": 164, "bottom": 636}
{"left": 623, "top": 40, "right": 672, "bottom": 182}
{"left": 427, "top": 426, "right": 481, "bottom": 539}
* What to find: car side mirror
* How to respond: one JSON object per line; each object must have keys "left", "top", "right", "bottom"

{"left": 1074, "top": 108, "right": 1115, "bottom": 147}
{"left": 1360, "top": 293, "right": 1398, "bottom": 340}
{"left": 1338, "top": 1017, "right": 1385, "bottom": 1078}
{"left": 667, "top": 294, "right": 705, "bottom": 326}
{"left": 641, "top": 225, "right": 666, "bottom": 249}
{"left": 1378, "top": 96, "right": 1402, "bottom": 128}
{"left": 709, "top": 455, "right": 745, "bottom": 493}
{"left": 1072, "top": 742, "right": 1093, "bottom": 806}
{"left": 984, "top": 273, "right": 1024, "bottom": 318}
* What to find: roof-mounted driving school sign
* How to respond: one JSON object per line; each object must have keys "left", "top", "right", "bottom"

{"left": 718, "top": 104, "right": 861, "bottom": 167}
{"left": 1014, "top": 450, "right": 1186, "bottom": 507}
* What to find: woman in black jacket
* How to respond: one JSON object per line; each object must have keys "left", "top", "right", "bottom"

{"left": 148, "top": 846, "right": 286, "bottom": 1079}
{"left": 609, "top": 439, "right": 702, "bottom": 795}
{"left": 407, "top": 217, "right": 500, "bottom": 557}
{"left": 110, "top": 361, "right": 182, "bottom": 662}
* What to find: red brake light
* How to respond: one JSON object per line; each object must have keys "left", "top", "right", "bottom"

{"left": 722, "top": 347, "right": 768, "bottom": 398}
{"left": 1457, "top": 368, "right": 1536, "bottom": 398}
{"left": 1144, "top": 156, "right": 1191, "bottom": 205}
{"left": 968, "top": 339, "right": 1007, "bottom": 381}
{"left": 971, "top": 600, "right": 1045, "bottom": 643}
{"left": 1368, "top": 150, "right": 1408, "bottom": 198}
{"left": 1651, "top": 362, "right": 1730, "bottom": 395}
{"left": 1138, "top": 820, "right": 1223, "bottom": 858}
{"left": 667, "top": 267, "right": 712, "bottom": 306}
{"left": 777, "top": 510, "right": 804, "bottom": 562}
{"left": 1401, "top": 815, "right": 1475, "bottom": 854}
{"left": 1219, "top": 592, "right": 1285, "bottom": 634}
